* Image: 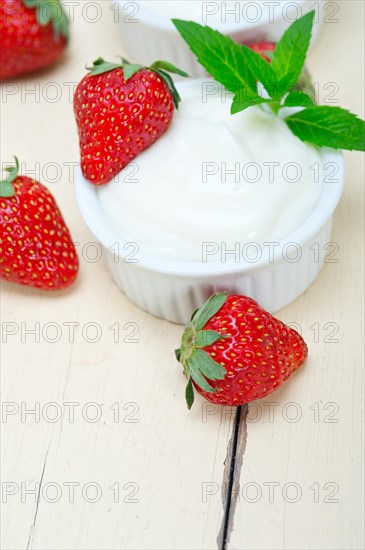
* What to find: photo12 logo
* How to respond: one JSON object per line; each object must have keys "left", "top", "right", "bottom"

{"left": 200, "top": 2, "right": 340, "bottom": 25}
{"left": 1, "top": 401, "right": 140, "bottom": 424}
{"left": 201, "top": 240, "right": 339, "bottom": 264}
{"left": 2, "top": 480, "right": 140, "bottom": 504}
{"left": 202, "top": 480, "right": 340, "bottom": 504}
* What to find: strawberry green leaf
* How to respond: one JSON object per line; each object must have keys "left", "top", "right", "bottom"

{"left": 185, "top": 379, "right": 195, "bottom": 410}
{"left": 285, "top": 106, "right": 365, "bottom": 151}
{"left": 231, "top": 92, "right": 270, "bottom": 114}
{"left": 153, "top": 69, "right": 182, "bottom": 109}
{"left": 0, "top": 156, "right": 19, "bottom": 198}
{"left": 150, "top": 60, "right": 189, "bottom": 78}
{"left": 123, "top": 63, "right": 143, "bottom": 81}
{"left": 86, "top": 56, "right": 185, "bottom": 109}
{"left": 283, "top": 90, "right": 314, "bottom": 108}
{"left": 23, "top": 0, "right": 69, "bottom": 41}
{"left": 172, "top": 19, "right": 257, "bottom": 94}
{"left": 189, "top": 355, "right": 215, "bottom": 393}
{"left": 175, "top": 348, "right": 182, "bottom": 361}
{"left": 271, "top": 10, "right": 315, "bottom": 94}
{"left": 192, "top": 292, "right": 228, "bottom": 330}
{"left": 190, "top": 308, "right": 200, "bottom": 321}
{"left": 0, "top": 181, "right": 15, "bottom": 198}
{"left": 87, "top": 58, "right": 123, "bottom": 76}
{"left": 192, "top": 350, "right": 226, "bottom": 380}
{"left": 150, "top": 60, "right": 188, "bottom": 109}
{"left": 195, "top": 330, "right": 227, "bottom": 348}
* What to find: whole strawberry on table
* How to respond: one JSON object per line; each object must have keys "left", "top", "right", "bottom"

{"left": 0, "top": 0, "right": 69, "bottom": 80}
{"left": 0, "top": 157, "right": 78, "bottom": 290}
{"left": 74, "top": 58, "right": 188, "bottom": 185}
{"left": 176, "top": 293, "right": 308, "bottom": 408}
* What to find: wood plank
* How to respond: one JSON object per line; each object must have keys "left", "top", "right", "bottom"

{"left": 228, "top": 2, "right": 364, "bottom": 548}
{"left": 1, "top": 4, "right": 233, "bottom": 548}
{"left": 2, "top": 226, "right": 236, "bottom": 549}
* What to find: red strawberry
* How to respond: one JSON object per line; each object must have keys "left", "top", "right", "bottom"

{"left": 0, "top": 0, "right": 69, "bottom": 80}
{"left": 0, "top": 157, "right": 78, "bottom": 290}
{"left": 74, "top": 58, "right": 188, "bottom": 185}
{"left": 175, "top": 293, "right": 308, "bottom": 408}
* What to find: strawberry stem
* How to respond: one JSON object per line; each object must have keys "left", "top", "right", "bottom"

{"left": 0, "top": 157, "right": 19, "bottom": 198}
{"left": 86, "top": 57, "right": 189, "bottom": 109}
{"left": 175, "top": 293, "right": 229, "bottom": 408}
{"left": 22, "top": 0, "right": 69, "bottom": 42}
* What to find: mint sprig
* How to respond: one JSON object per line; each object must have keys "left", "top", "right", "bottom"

{"left": 86, "top": 57, "right": 188, "bottom": 109}
{"left": 171, "top": 20, "right": 257, "bottom": 94}
{"left": 271, "top": 10, "right": 314, "bottom": 95}
{"left": 286, "top": 107, "right": 365, "bottom": 150}
{"left": 173, "top": 12, "right": 365, "bottom": 152}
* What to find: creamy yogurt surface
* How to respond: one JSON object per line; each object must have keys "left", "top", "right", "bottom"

{"left": 97, "top": 81, "right": 323, "bottom": 262}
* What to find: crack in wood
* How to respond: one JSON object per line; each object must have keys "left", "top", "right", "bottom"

{"left": 26, "top": 443, "right": 50, "bottom": 550}
{"left": 217, "top": 404, "right": 249, "bottom": 550}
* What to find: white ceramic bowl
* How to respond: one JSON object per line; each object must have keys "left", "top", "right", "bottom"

{"left": 115, "top": 0, "right": 324, "bottom": 77}
{"left": 76, "top": 133, "right": 344, "bottom": 324}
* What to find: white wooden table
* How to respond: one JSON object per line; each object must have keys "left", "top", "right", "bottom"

{"left": 1, "top": 2, "right": 364, "bottom": 549}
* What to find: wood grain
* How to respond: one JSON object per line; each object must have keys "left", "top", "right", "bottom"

{"left": 229, "top": 2, "right": 364, "bottom": 548}
{"left": 1, "top": 2, "right": 364, "bottom": 549}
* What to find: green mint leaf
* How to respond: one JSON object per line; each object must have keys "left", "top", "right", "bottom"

{"left": 193, "top": 350, "right": 226, "bottom": 380}
{"left": 271, "top": 10, "right": 315, "bottom": 94}
{"left": 285, "top": 106, "right": 365, "bottom": 151}
{"left": 195, "top": 330, "right": 227, "bottom": 348}
{"left": 185, "top": 379, "right": 195, "bottom": 410}
{"left": 150, "top": 60, "right": 189, "bottom": 78}
{"left": 240, "top": 45, "right": 280, "bottom": 100}
{"left": 263, "top": 50, "right": 274, "bottom": 62}
{"left": 294, "top": 67, "right": 316, "bottom": 102}
{"left": 278, "top": 73, "right": 301, "bottom": 95}
{"left": 192, "top": 292, "right": 228, "bottom": 330}
{"left": 283, "top": 90, "right": 314, "bottom": 108}
{"left": 172, "top": 19, "right": 256, "bottom": 94}
{"left": 231, "top": 92, "right": 270, "bottom": 114}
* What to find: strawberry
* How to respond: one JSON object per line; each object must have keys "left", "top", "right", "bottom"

{"left": 0, "top": 157, "right": 78, "bottom": 290}
{"left": 0, "top": 0, "right": 69, "bottom": 80}
{"left": 74, "top": 58, "right": 188, "bottom": 185}
{"left": 175, "top": 293, "right": 308, "bottom": 408}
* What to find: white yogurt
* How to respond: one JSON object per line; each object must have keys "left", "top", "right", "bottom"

{"left": 97, "top": 80, "right": 324, "bottom": 262}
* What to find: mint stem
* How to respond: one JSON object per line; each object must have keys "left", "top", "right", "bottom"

{"left": 269, "top": 101, "right": 281, "bottom": 115}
